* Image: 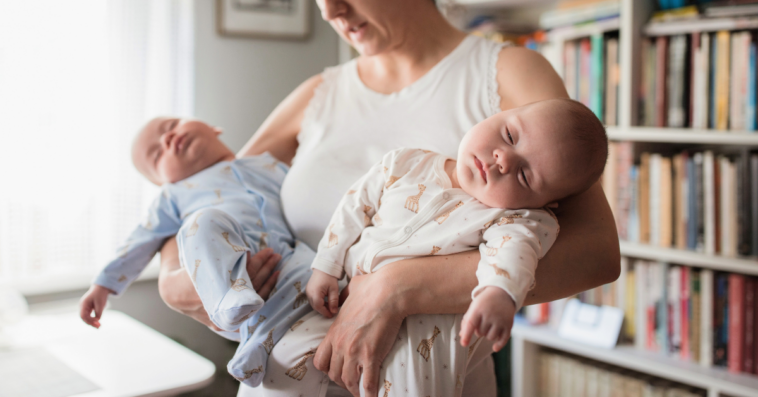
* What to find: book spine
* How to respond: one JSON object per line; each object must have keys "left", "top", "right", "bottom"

{"left": 591, "top": 33, "right": 604, "bottom": 120}
{"left": 660, "top": 157, "right": 673, "bottom": 247}
{"left": 668, "top": 35, "right": 687, "bottom": 127}
{"left": 657, "top": 262, "right": 669, "bottom": 353}
{"left": 738, "top": 150, "right": 752, "bottom": 256}
{"left": 605, "top": 38, "right": 619, "bottom": 126}
{"left": 704, "top": 151, "right": 716, "bottom": 254}
{"left": 729, "top": 32, "right": 744, "bottom": 131}
{"left": 691, "top": 269, "right": 702, "bottom": 363}
{"left": 681, "top": 267, "right": 690, "bottom": 361}
{"left": 580, "top": 38, "right": 592, "bottom": 108}
{"left": 650, "top": 154, "right": 662, "bottom": 246}
{"left": 714, "top": 273, "right": 729, "bottom": 367}
{"left": 720, "top": 156, "right": 732, "bottom": 256}
{"left": 745, "top": 277, "right": 755, "bottom": 373}
{"left": 700, "top": 33, "right": 711, "bottom": 129}
{"left": 716, "top": 31, "right": 731, "bottom": 130}
{"left": 669, "top": 266, "right": 682, "bottom": 356}
{"left": 728, "top": 273, "right": 745, "bottom": 373}
{"left": 751, "top": 155, "right": 758, "bottom": 256}
{"left": 747, "top": 36, "right": 756, "bottom": 131}
{"left": 687, "top": 155, "right": 698, "bottom": 250}
{"left": 564, "top": 41, "right": 577, "bottom": 101}
{"left": 640, "top": 153, "right": 651, "bottom": 244}
{"left": 711, "top": 33, "right": 718, "bottom": 129}
{"left": 701, "top": 269, "right": 714, "bottom": 367}
{"left": 694, "top": 153, "right": 705, "bottom": 251}
{"left": 690, "top": 32, "right": 700, "bottom": 128}
{"left": 674, "top": 154, "right": 686, "bottom": 249}
{"left": 656, "top": 36, "right": 669, "bottom": 128}
{"left": 635, "top": 260, "right": 648, "bottom": 350}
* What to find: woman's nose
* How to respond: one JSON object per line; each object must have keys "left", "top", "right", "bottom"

{"left": 319, "top": 0, "right": 347, "bottom": 20}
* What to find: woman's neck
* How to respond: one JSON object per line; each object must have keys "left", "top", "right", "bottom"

{"left": 356, "top": 10, "right": 466, "bottom": 94}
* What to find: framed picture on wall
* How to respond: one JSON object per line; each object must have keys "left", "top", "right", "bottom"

{"left": 216, "top": 0, "right": 310, "bottom": 39}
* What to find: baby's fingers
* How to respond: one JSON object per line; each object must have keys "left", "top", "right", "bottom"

{"left": 308, "top": 292, "right": 332, "bottom": 318}
{"left": 459, "top": 313, "right": 480, "bottom": 347}
{"left": 328, "top": 284, "right": 340, "bottom": 315}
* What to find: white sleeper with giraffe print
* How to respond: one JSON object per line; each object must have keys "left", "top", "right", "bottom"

{"left": 92, "top": 153, "right": 314, "bottom": 388}
{"left": 259, "top": 148, "right": 558, "bottom": 397}
{"left": 312, "top": 147, "right": 558, "bottom": 310}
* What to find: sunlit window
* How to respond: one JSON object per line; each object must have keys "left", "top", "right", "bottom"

{"left": 0, "top": 0, "right": 194, "bottom": 294}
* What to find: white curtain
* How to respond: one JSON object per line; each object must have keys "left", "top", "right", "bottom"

{"left": 0, "top": 0, "right": 194, "bottom": 294}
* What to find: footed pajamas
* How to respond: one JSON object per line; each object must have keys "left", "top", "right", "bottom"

{"left": 260, "top": 148, "right": 559, "bottom": 397}
{"left": 93, "top": 153, "right": 313, "bottom": 387}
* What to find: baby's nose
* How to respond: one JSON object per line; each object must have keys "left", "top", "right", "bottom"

{"left": 493, "top": 151, "right": 511, "bottom": 174}
{"left": 160, "top": 130, "right": 174, "bottom": 148}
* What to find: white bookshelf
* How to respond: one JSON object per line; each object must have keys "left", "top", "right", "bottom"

{"left": 511, "top": 323, "right": 758, "bottom": 397}
{"left": 446, "top": 0, "right": 758, "bottom": 396}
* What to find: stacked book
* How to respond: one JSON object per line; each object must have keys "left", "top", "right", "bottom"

{"left": 639, "top": 30, "right": 758, "bottom": 131}
{"left": 603, "top": 142, "right": 758, "bottom": 257}
{"left": 539, "top": 349, "right": 706, "bottom": 396}
{"left": 563, "top": 33, "right": 620, "bottom": 125}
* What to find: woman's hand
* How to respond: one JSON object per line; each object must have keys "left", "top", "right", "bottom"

{"left": 158, "top": 236, "right": 281, "bottom": 330}
{"left": 313, "top": 272, "right": 406, "bottom": 397}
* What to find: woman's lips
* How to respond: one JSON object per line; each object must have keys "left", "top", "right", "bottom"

{"left": 348, "top": 22, "right": 367, "bottom": 41}
{"left": 474, "top": 157, "right": 487, "bottom": 183}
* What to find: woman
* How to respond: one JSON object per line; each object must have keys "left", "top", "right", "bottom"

{"left": 159, "top": 0, "right": 620, "bottom": 395}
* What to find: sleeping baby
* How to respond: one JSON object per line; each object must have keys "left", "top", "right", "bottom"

{"left": 79, "top": 118, "right": 313, "bottom": 387}
{"left": 261, "top": 98, "right": 607, "bottom": 396}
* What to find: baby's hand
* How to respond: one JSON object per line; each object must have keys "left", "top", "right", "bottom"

{"left": 459, "top": 287, "right": 516, "bottom": 352}
{"left": 79, "top": 284, "right": 114, "bottom": 328}
{"left": 306, "top": 269, "right": 340, "bottom": 318}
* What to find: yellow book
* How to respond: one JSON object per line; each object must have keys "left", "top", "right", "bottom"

{"left": 659, "top": 157, "right": 673, "bottom": 247}
{"left": 673, "top": 154, "right": 687, "bottom": 249}
{"left": 624, "top": 268, "right": 636, "bottom": 338}
{"left": 716, "top": 30, "right": 731, "bottom": 130}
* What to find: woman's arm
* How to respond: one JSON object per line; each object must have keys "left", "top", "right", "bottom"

{"left": 237, "top": 74, "right": 323, "bottom": 164}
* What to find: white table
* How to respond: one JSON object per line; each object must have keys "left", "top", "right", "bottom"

{"left": 1, "top": 310, "right": 215, "bottom": 397}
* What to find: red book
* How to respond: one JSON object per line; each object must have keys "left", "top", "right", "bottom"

{"left": 681, "top": 267, "right": 691, "bottom": 360}
{"left": 655, "top": 36, "right": 669, "bottom": 127}
{"left": 754, "top": 277, "right": 758, "bottom": 375}
{"left": 745, "top": 277, "right": 755, "bottom": 373}
{"left": 729, "top": 274, "right": 746, "bottom": 373}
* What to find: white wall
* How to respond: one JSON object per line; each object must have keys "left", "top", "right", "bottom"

{"left": 194, "top": 0, "right": 340, "bottom": 152}
{"left": 30, "top": 2, "right": 339, "bottom": 396}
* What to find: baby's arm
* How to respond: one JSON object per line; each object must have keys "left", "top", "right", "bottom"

{"left": 460, "top": 208, "right": 559, "bottom": 351}
{"left": 80, "top": 190, "right": 182, "bottom": 326}
{"left": 306, "top": 151, "right": 394, "bottom": 317}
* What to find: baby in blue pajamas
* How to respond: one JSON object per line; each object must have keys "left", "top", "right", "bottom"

{"left": 79, "top": 117, "right": 312, "bottom": 386}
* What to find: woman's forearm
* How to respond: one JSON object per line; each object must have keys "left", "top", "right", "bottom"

{"left": 384, "top": 181, "right": 620, "bottom": 315}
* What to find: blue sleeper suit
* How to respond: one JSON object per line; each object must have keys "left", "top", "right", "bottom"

{"left": 94, "top": 153, "right": 313, "bottom": 387}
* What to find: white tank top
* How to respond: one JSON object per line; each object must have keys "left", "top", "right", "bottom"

{"left": 281, "top": 35, "right": 506, "bottom": 249}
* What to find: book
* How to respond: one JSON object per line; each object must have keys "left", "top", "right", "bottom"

{"left": 711, "top": 32, "right": 718, "bottom": 129}
{"left": 639, "top": 153, "right": 651, "bottom": 244}
{"left": 625, "top": 262, "right": 636, "bottom": 339}
{"left": 565, "top": 41, "right": 578, "bottom": 100}
{"left": 605, "top": 37, "right": 619, "bottom": 126}
{"left": 752, "top": 154, "right": 758, "bottom": 256}
{"left": 680, "top": 267, "right": 690, "bottom": 361}
{"left": 687, "top": 154, "right": 698, "bottom": 250}
{"left": 635, "top": 260, "right": 648, "bottom": 350}
{"left": 715, "top": 30, "right": 731, "bottom": 130}
{"left": 728, "top": 273, "right": 745, "bottom": 372}
{"left": 656, "top": 36, "right": 669, "bottom": 127}
{"left": 579, "top": 38, "right": 592, "bottom": 108}
{"left": 660, "top": 156, "right": 673, "bottom": 248}
{"left": 745, "top": 277, "right": 755, "bottom": 373}
{"left": 539, "top": 0, "right": 622, "bottom": 29}
{"left": 656, "top": 262, "right": 669, "bottom": 353}
{"left": 694, "top": 153, "right": 705, "bottom": 251}
{"left": 714, "top": 273, "right": 729, "bottom": 367}
{"left": 615, "top": 142, "right": 634, "bottom": 240}
{"left": 691, "top": 269, "right": 702, "bottom": 363}
{"left": 668, "top": 34, "right": 688, "bottom": 127}
{"left": 700, "top": 269, "right": 714, "bottom": 367}
{"left": 738, "top": 150, "right": 752, "bottom": 256}
{"left": 590, "top": 33, "right": 604, "bottom": 120}
{"left": 703, "top": 1, "right": 758, "bottom": 18}
{"left": 674, "top": 153, "right": 687, "bottom": 249}
{"left": 748, "top": 38, "right": 757, "bottom": 131}
{"left": 729, "top": 31, "right": 748, "bottom": 131}
{"left": 650, "top": 154, "right": 662, "bottom": 246}
{"left": 704, "top": 151, "right": 716, "bottom": 254}
{"left": 669, "top": 266, "right": 682, "bottom": 356}
{"left": 692, "top": 32, "right": 711, "bottom": 129}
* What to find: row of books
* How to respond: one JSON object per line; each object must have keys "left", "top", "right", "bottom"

{"left": 528, "top": 258, "right": 758, "bottom": 375}
{"left": 564, "top": 33, "right": 620, "bottom": 125}
{"left": 639, "top": 30, "right": 758, "bottom": 131}
{"left": 538, "top": 349, "right": 705, "bottom": 397}
{"left": 602, "top": 143, "right": 758, "bottom": 256}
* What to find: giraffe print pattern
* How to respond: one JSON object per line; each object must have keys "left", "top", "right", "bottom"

{"left": 327, "top": 225, "right": 338, "bottom": 248}
{"left": 182, "top": 182, "right": 196, "bottom": 189}
{"left": 261, "top": 328, "right": 275, "bottom": 354}
{"left": 185, "top": 215, "right": 200, "bottom": 237}
{"left": 293, "top": 281, "right": 307, "bottom": 309}
{"left": 263, "top": 160, "right": 278, "bottom": 170}
{"left": 118, "top": 275, "right": 127, "bottom": 282}
{"left": 285, "top": 350, "right": 316, "bottom": 381}
{"left": 383, "top": 380, "right": 392, "bottom": 397}
{"left": 429, "top": 246, "right": 441, "bottom": 255}
{"left": 230, "top": 365, "right": 263, "bottom": 382}
{"left": 404, "top": 184, "right": 426, "bottom": 213}
{"left": 363, "top": 205, "right": 373, "bottom": 226}
{"left": 384, "top": 175, "right": 402, "bottom": 189}
{"left": 229, "top": 311, "right": 254, "bottom": 326}
{"left": 347, "top": 189, "right": 356, "bottom": 195}
{"left": 416, "top": 326, "right": 441, "bottom": 362}
{"left": 247, "top": 316, "right": 265, "bottom": 335}
{"left": 214, "top": 189, "right": 223, "bottom": 204}
{"left": 259, "top": 233, "right": 268, "bottom": 250}
{"left": 485, "top": 235, "right": 512, "bottom": 256}
{"left": 489, "top": 263, "right": 511, "bottom": 279}
{"left": 497, "top": 214, "right": 522, "bottom": 226}
{"left": 435, "top": 201, "right": 464, "bottom": 224}
{"left": 229, "top": 270, "right": 250, "bottom": 291}
{"left": 192, "top": 260, "right": 200, "bottom": 282}
{"left": 372, "top": 213, "right": 383, "bottom": 226}
{"left": 222, "top": 232, "right": 247, "bottom": 252}
{"left": 221, "top": 165, "right": 232, "bottom": 174}
{"left": 467, "top": 335, "right": 483, "bottom": 357}
{"left": 290, "top": 319, "right": 304, "bottom": 331}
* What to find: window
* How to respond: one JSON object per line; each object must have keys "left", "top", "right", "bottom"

{"left": 0, "top": 0, "right": 194, "bottom": 295}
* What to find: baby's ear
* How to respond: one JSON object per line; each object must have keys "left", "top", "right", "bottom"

{"left": 213, "top": 126, "right": 223, "bottom": 135}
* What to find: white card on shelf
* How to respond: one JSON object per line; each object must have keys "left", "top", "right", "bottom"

{"left": 557, "top": 298, "right": 624, "bottom": 349}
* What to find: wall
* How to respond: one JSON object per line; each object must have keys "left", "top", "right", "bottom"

{"left": 194, "top": 0, "right": 340, "bottom": 152}
{"left": 28, "top": 2, "right": 339, "bottom": 396}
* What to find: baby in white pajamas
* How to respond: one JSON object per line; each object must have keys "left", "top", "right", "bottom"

{"left": 261, "top": 99, "right": 608, "bottom": 397}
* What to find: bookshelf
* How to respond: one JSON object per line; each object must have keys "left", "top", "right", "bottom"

{"left": 447, "top": 0, "right": 758, "bottom": 396}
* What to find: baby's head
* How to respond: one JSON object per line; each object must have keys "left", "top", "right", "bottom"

{"left": 456, "top": 98, "right": 607, "bottom": 209}
{"left": 132, "top": 117, "right": 235, "bottom": 185}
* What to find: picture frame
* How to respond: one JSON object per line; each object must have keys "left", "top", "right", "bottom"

{"left": 216, "top": 0, "right": 311, "bottom": 40}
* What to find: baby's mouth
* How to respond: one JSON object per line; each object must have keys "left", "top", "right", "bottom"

{"left": 474, "top": 157, "right": 487, "bottom": 183}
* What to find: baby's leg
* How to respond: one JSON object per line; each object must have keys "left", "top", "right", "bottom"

{"left": 358, "top": 313, "right": 491, "bottom": 397}
{"left": 255, "top": 310, "right": 333, "bottom": 397}
{"left": 227, "top": 241, "right": 315, "bottom": 387}
{"left": 177, "top": 208, "right": 263, "bottom": 331}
